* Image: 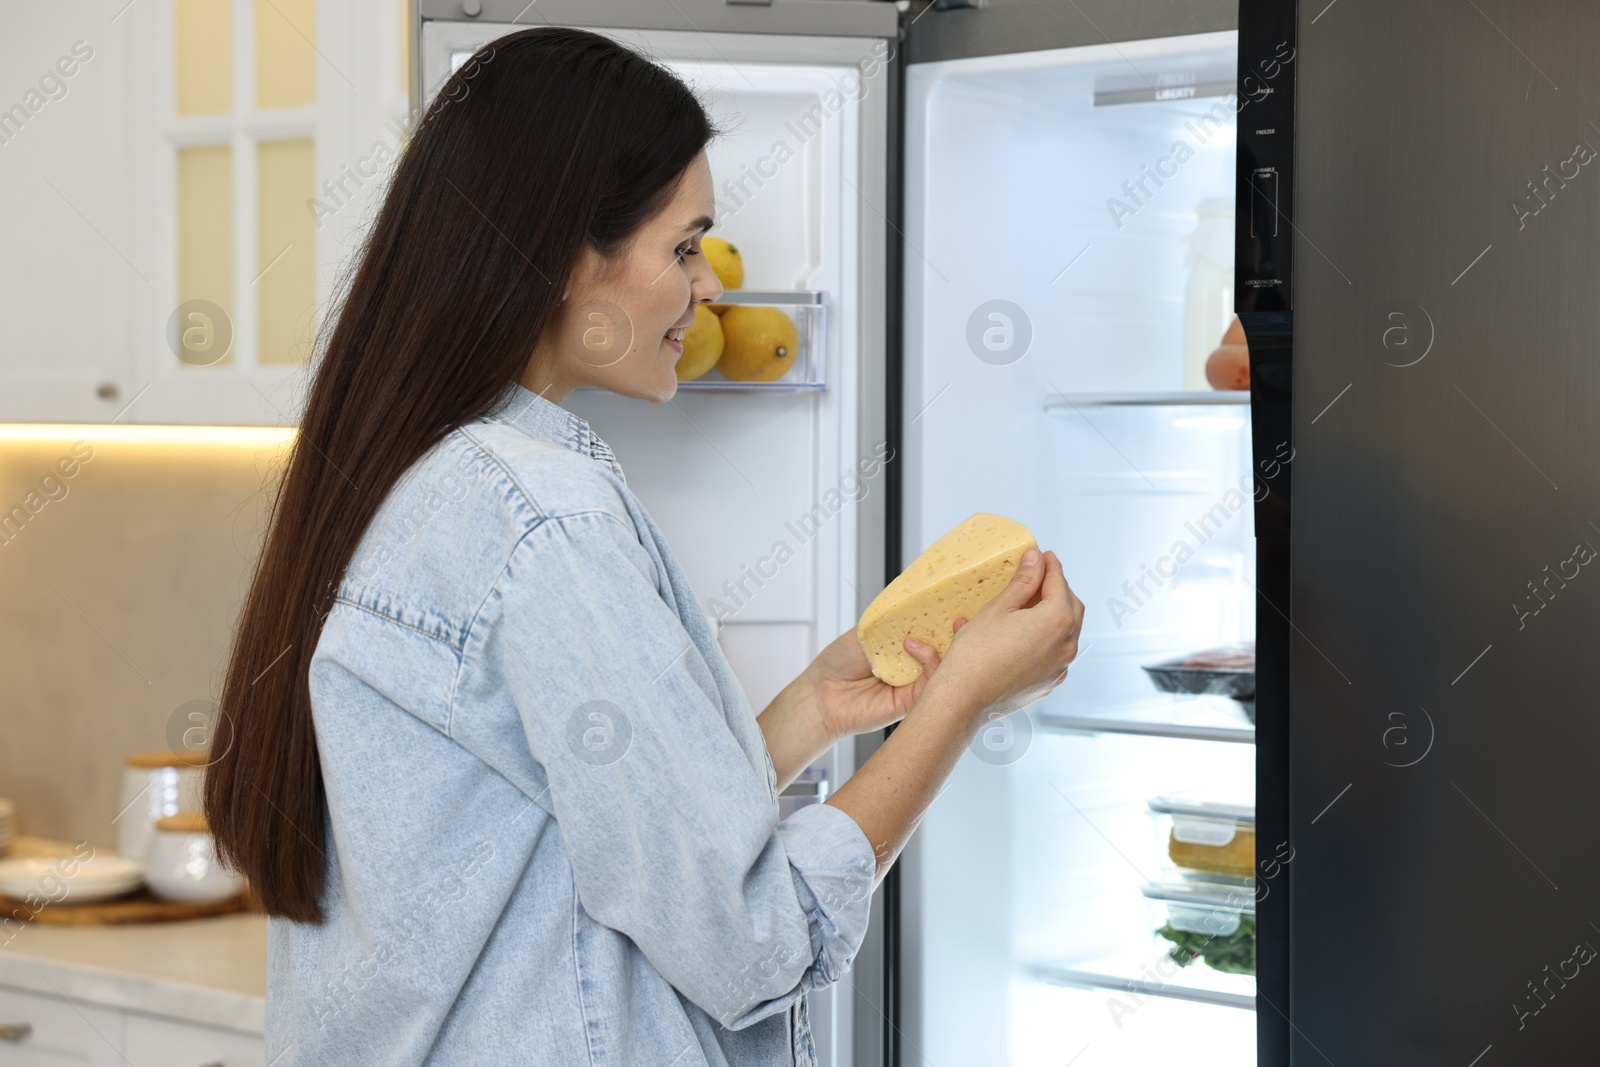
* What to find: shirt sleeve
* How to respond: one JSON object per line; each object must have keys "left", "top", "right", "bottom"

{"left": 491, "top": 508, "right": 878, "bottom": 1030}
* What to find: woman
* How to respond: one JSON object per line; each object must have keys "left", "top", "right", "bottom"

{"left": 206, "top": 27, "right": 1083, "bottom": 1066}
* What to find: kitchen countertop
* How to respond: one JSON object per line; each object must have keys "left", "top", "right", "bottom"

{"left": 0, "top": 836, "right": 267, "bottom": 1034}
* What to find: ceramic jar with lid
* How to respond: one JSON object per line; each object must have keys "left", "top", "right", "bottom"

{"left": 142, "top": 810, "right": 245, "bottom": 904}
{"left": 116, "top": 750, "right": 208, "bottom": 864}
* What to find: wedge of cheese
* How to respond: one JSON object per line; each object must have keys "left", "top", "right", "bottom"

{"left": 857, "top": 513, "right": 1037, "bottom": 686}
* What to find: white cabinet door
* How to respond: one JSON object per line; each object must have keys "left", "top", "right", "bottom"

{"left": 0, "top": 0, "right": 408, "bottom": 426}
{"left": 0, "top": 984, "right": 124, "bottom": 1067}
{"left": 122, "top": 1013, "right": 263, "bottom": 1067}
{"left": 0, "top": 9, "right": 136, "bottom": 422}
{"left": 117, "top": 0, "right": 412, "bottom": 427}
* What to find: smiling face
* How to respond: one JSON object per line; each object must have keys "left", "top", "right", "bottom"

{"left": 522, "top": 151, "right": 724, "bottom": 403}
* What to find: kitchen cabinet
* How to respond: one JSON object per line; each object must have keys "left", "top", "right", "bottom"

{"left": 0, "top": 10, "right": 136, "bottom": 423}
{"left": 123, "top": 1012, "right": 263, "bottom": 1067}
{"left": 0, "top": 877, "right": 266, "bottom": 1067}
{"left": 0, "top": 0, "right": 407, "bottom": 426}
{"left": 0, "top": 984, "right": 264, "bottom": 1067}
{"left": 0, "top": 984, "right": 123, "bottom": 1066}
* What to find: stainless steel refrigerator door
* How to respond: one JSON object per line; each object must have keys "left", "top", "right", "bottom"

{"left": 419, "top": 0, "right": 898, "bottom": 101}
{"left": 418, "top": 0, "right": 896, "bottom": 38}
{"left": 415, "top": 9, "right": 895, "bottom": 1067}
{"left": 1267, "top": 0, "right": 1600, "bottom": 1061}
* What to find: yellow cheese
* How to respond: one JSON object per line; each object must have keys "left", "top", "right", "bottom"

{"left": 857, "top": 513, "right": 1037, "bottom": 686}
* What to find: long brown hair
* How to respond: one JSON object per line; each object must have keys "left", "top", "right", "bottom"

{"left": 206, "top": 27, "right": 717, "bottom": 923}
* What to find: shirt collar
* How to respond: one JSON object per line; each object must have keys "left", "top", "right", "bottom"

{"left": 486, "top": 382, "right": 626, "bottom": 482}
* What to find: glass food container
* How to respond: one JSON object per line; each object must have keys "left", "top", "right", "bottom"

{"left": 1147, "top": 790, "right": 1256, "bottom": 880}
{"left": 1141, "top": 875, "right": 1257, "bottom": 976}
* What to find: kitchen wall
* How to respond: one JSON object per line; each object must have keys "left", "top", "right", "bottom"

{"left": 0, "top": 428, "right": 286, "bottom": 848}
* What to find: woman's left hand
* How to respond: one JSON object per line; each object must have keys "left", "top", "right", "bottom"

{"left": 805, "top": 628, "right": 941, "bottom": 741}
{"left": 759, "top": 627, "right": 946, "bottom": 792}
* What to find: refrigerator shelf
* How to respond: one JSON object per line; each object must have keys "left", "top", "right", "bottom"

{"left": 1044, "top": 390, "right": 1250, "bottom": 410}
{"left": 1026, "top": 953, "right": 1256, "bottom": 1012}
{"left": 675, "top": 290, "right": 829, "bottom": 392}
{"left": 1037, "top": 696, "right": 1255, "bottom": 745}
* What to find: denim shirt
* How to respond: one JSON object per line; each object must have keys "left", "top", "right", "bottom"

{"left": 266, "top": 381, "right": 878, "bottom": 1065}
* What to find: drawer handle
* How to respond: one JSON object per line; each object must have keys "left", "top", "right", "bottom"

{"left": 0, "top": 1022, "right": 31, "bottom": 1041}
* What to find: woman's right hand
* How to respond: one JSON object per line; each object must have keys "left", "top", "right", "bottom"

{"left": 903, "top": 547, "right": 1085, "bottom": 727}
{"left": 829, "top": 547, "right": 1085, "bottom": 883}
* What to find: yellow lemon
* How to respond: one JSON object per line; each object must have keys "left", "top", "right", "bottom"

{"left": 717, "top": 306, "right": 799, "bottom": 383}
{"left": 675, "top": 305, "right": 724, "bottom": 381}
{"left": 702, "top": 237, "right": 744, "bottom": 313}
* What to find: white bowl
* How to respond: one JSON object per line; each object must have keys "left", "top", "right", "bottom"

{"left": 0, "top": 856, "right": 143, "bottom": 903}
{"left": 142, "top": 831, "right": 244, "bottom": 904}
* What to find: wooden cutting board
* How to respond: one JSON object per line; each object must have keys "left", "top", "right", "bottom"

{"left": 1, "top": 835, "right": 257, "bottom": 924}
{"left": 0, "top": 888, "right": 248, "bottom": 925}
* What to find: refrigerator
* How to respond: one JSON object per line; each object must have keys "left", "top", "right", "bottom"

{"left": 1239, "top": 0, "right": 1600, "bottom": 1063}
{"left": 419, "top": 1, "right": 1600, "bottom": 1064}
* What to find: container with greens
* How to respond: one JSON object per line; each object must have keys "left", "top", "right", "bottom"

{"left": 1140, "top": 876, "right": 1257, "bottom": 976}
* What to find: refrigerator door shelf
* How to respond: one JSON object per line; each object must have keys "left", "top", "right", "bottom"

{"left": 777, "top": 763, "right": 830, "bottom": 821}
{"left": 676, "top": 290, "right": 829, "bottom": 391}
{"left": 714, "top": 290, "right": 828, "bottom": 305}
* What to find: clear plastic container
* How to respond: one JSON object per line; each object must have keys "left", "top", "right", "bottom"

{"left": 1141, "top": 874, "right": 1257, "bottom": 976}
{"left": 1147, "top": 791, "right": 1255, "bottom": 880}
{"left": 676, "top": 290, "right": 828, "bottom": 391}
{"left": 1181, "top": 199, "right": 1235, "bottom": 390}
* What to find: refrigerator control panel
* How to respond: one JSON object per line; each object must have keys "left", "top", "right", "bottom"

{"left": 1235, "top": 0, "right": 1296, "bottom": 314}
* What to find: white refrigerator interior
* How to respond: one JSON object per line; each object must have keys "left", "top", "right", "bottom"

{"left": 422, "top": 21, "right": 887, "bottom": 1067}
{"left": 902, "top": 30, "right": 1259, "bottom": 1066}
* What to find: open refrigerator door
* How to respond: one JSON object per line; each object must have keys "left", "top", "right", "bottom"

{"left": 418, "top": 5, "right": 895, "bottom": 1065}
{"left": 900, "top": 21, "right": 1260, "bottom": 1066}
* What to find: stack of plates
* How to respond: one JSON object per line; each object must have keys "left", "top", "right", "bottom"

{"left": 0, "top": 798, "right": 12, "bottom": 856}
{"left": 0, "top": 855, "right": 144, "bottom": 904}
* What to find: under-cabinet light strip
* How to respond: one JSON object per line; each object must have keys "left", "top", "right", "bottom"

{"left": 0, "top": 424, "right": 297, "bottom": 447}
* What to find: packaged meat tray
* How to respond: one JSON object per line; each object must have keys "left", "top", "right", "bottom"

{"left": 1141, "top": 641, "right": 1255, "bottom": 698}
